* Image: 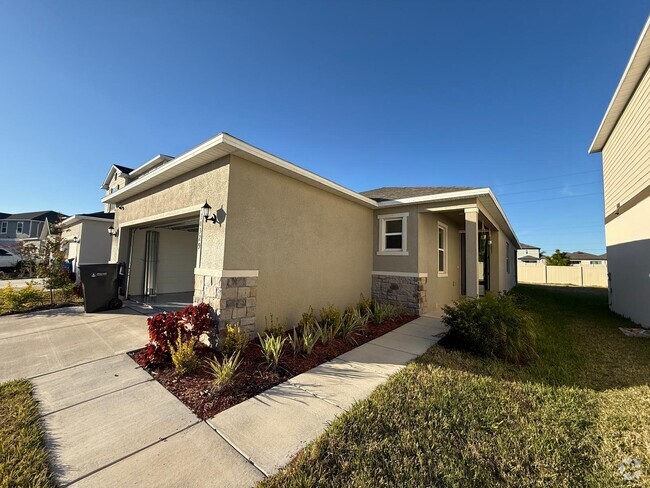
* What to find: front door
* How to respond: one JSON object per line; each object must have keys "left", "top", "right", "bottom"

{"left": 478, "top": 231, "right": 490, "bottom": 294}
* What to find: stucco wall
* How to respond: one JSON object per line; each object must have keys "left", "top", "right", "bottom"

{"left": 372, "top": 205, "right": 419, "bottom": 273}
{"left": 223, "top": 155, "right": 373, "bottom": 329}
{"left": 605, "top": 194, "right": 650, "bottom": 327}
{"left": 78, "top": 220, "right": 113, "bottom": 265}
{"left": 111, "top": 156, "right": 230, "bottom": 274}
{"left": 417, "top": 212, "right": 462, "bottom": 312}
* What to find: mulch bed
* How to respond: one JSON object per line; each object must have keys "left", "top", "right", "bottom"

{"left": 130, "top": 314, "right": 416, "bottom": 420}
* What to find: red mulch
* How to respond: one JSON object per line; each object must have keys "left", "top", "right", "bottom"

{"left": 130, "top": 315, "right": 416, "bottom": 420}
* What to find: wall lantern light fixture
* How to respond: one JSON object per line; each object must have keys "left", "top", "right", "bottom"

{"left": 108, "top": 225, "right": 119, "bottom": 237}
{"left": 201, "top": 201, "right": 226, "bottom": 226}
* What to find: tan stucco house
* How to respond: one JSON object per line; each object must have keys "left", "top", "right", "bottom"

{"left": 101, "top": 133, "right": 519, "bottom": 334}
{"left": 589, "top": 16, "right": 650, "bottom": 328}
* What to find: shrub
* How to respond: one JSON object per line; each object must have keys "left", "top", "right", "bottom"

{"left": 206, "top": 352, "right": 242, "bottom": 393}
{"left": 319, "top": 304, "right": 341, "bottom": 329}
{"left": 169, "top": 330, "right": 200, "bottom": 374}
{"left": 441, "top": 292, "right": 538, "bottom": 364}
{"left": 0, "top": 283, "right": 46, "bottom": 312}
{"left": 302, "top": 324, "right": 320, "bottom": 355}
{"left": 357, "top": 293, "right": 374, "bottom": 317}
{"left": 298, "top": 306, "right": 317, "bottom": 329}
{"left": 222, "top": 322, "right": 249, "bottom": 357}
{"left": 136, "top": 303, "right": 213, "bottom": 367}
{"left": 259, "top": 333, "right": 286, "bottom": 371}
{"left": 287, "top": 328, "right": 303, "bottom": 358}
{"left": 264, "top": 314, "right": 286, "bottom": 338}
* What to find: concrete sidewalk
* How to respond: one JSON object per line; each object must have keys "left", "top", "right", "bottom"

{"left": 4, "top": 309, "right": 445, "bottom": 486}
{"left": 207, "top": 315, "right": 448, "bottom": 477}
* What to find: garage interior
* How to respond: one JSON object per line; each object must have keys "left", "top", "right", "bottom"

{"left": 126, "top": 216, "right": 199, "bottom": 312}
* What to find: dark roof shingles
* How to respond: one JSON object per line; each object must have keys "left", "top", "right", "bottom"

{"left": 360, "top": 186, "right": 477, "bottom": 202}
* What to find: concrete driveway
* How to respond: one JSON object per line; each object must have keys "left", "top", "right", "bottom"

{"left": 0, "top": 305, "right": 446, "bottom": 486}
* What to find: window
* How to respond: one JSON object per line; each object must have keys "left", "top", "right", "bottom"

{"left": 377, "top": 213, "right": 408, "bottom": 255}
{"left": 438, "top": 223, "right": 448, "bottom": 276}
{"left": 590, "top": 260, "right": 602, "bottom": 265}
{"left": 506, "top": 242, "right": 510, "bottom": 273}
{"left": 16, "top": 222, "right": 23, "bottom": 234}
{"left": 0, "top": 249, "right": 9, "bottom": 256}
{"left": 0, "top": 222, "right": 6, "bottom": 234}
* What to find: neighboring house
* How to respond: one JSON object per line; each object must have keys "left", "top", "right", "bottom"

{"left": 589, "top": 16, "right": 650, "bottom": 328}
{"left": 101, "top": 133, "right": 519, "bottom": 335}
{"left": 0, "top": 210, "right": 65, "bottom": 249}
{"left": 517, "top": 243, "right": 544, "bottom": 264}
{"left": 59, "top": 212, "right": 115, "bottom": 278}
{"left": 567, "top": 251, "right": 607, "bottom": 267}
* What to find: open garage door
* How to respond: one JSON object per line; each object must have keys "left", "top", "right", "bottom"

{"left": 126, "top": 215, "right": 199, "bottom": 310}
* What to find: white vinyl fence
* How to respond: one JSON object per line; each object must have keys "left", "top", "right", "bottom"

{"left": 517, "top": 264, "right": 607, "bottom": 288}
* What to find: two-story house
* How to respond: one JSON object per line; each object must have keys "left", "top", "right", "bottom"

{"left": 589, "top": 16, "right": 650, "bottom": 327}
{"left": 0, "top": 210, "right": 65, "bottom": 249}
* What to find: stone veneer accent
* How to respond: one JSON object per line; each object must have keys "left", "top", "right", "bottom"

{"left": 193, "top": 273, "right": 258, "bottom": 338}
{"left": 371, "top": 273, "right": 427, "bottom": 315}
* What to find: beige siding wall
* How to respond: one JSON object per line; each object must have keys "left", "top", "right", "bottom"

{"left": 601, "top": 65, "right": 650, "bottom": 218}
{"left": 372, "top": 205, "right": 419, "bottom": 273}
{"left": 223, "top": 155, "right": 373, "bottom": 329}
{"left": 417, "top": 212, "right": 462, "bottom": 312}
{"left": 605, "top": 193, "right": 650, "bottom": 327}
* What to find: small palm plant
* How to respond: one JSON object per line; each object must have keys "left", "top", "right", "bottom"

{"left": 287, "top": 328, "right": 303, "bottom": 358}
{"left": 206, "top": 352, "right": 242, "bottom": 393}
{"left": 302, "top": 324, "right": 320, "bottom": 355}
{"left": 259, "top": 333, "right": 286, "bottom": 371}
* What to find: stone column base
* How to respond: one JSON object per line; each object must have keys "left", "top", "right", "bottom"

{"left": 193, "top": 271, "right": 258, "bottom": 337}
{"left": 371, "top": 273, "right": 427, "bottom": 316}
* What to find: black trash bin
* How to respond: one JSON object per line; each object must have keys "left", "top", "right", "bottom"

{"left": 78, "top": 263, "right": 124, "bottom": 313}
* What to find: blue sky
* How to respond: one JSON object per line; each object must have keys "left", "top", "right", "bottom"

{"left": 1, "top": 1, "right": 648, "bottom": 255}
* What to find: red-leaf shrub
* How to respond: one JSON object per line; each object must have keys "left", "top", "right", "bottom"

{"left": 135, "top": 303, "right": 214, "bottom": 367}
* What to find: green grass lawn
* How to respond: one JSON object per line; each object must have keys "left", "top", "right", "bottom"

{"left": 0, "top": 380, "right": 54, "bottom": 488}
{"left": 262, "top": 285, "right": 650, "bottom": 487}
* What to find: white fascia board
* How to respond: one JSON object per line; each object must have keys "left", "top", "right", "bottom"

{"left": 129, "top": 154, "right": 175, "bottom": 177}
{"left": 483, "top": 189, "right": 521, "bottom": 248}
{"left": 589, "top": 16, "right": 650, "bottom": 154}
{"left": 376, "top": 188, "right": 491, "bottom": 206}
{"left": 102, "top": 132, "right": 378, "bottom": 208}
{"left": 60, "top": 215, "right": 114, "bottom": 227}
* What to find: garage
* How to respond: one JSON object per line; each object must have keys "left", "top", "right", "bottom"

{"left": 125, "top": 215, "right": 199, "bottom": 311}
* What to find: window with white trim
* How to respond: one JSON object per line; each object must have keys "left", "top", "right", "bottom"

{"left": 506, "top": 242, "right": 510, "bottom": 273}
{"left": 438, "top": 222, "right": 448, "bottom": 276}
{"left": 377, "top": 213, "right": 408, "bottom": 255}
{"left": 0, "top": 222, "right": 6, "bottom": 234}
{"left": 16, "top": 222, "right": 24, "bottom": 234}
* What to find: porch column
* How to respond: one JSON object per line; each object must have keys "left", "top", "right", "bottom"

{"left": 464, "top": 208, "right": 479, "bottom": 297}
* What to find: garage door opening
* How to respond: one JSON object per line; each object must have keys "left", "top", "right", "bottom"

{"left": 126, "top": 216, "right": 199, "bottom": 312}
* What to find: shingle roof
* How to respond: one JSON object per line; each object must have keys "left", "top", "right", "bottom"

{"left": 360, "top": 186, "right": 478, "bottom": 202}
{"left": 519, "top": 254, "right": 541, "bottom": 261}
{"left": 114, "top": 165, "right": 134, "bottom": 174}
{"left": 519, "top": 243, "right": 540, "bottom": 250}
{"left": 2, "top": 210, "right": 65, "bottom": 222}
{"left": 567, "top": 251, "right": 603, "bottom": 261}
{"left": 0, "top": 213, "right": 9, "bottom": 219}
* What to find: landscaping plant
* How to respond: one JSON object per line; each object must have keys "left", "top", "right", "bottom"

{"left": 222, "top": 322, "right": 249, "bottom": 357}
{"left": 301, "top": 324, "right": 320, "bottom": 355}
{"left": 259, "top": 333, "right": 286, "bottom": 371}
{"left": 340, "top": 307, "right": 368, "bottom": 344}
{"left": 372, "top": 302, "right": 400, "bottom": 325}
{"left": 357, "top": 294, "right": 374, "bottom": 319}
{"left": 0, "top": 283, "right": 46, "bottom": 313}
{"left": 169, "top": 330, "right": 200, "bottom": 374}
{"left": 206, "top": 352, "right": 242, "bottom": 393}
{"left": 38, "top": 227, "right": 73, "bottom": 305}
{"left": 299, "top": 305, "right": 317, "bottom": 329}
{"left": 287, "top": 327, "right": 303, "bottom": 358}
{"left": 136, "top": 303, "right": 213, "bottom": 367}
{"left": 264, "top": 314, "right": 286, "bottom": 338}
{"left": 442, "top": 291, "right": 537, "bottom": 364}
